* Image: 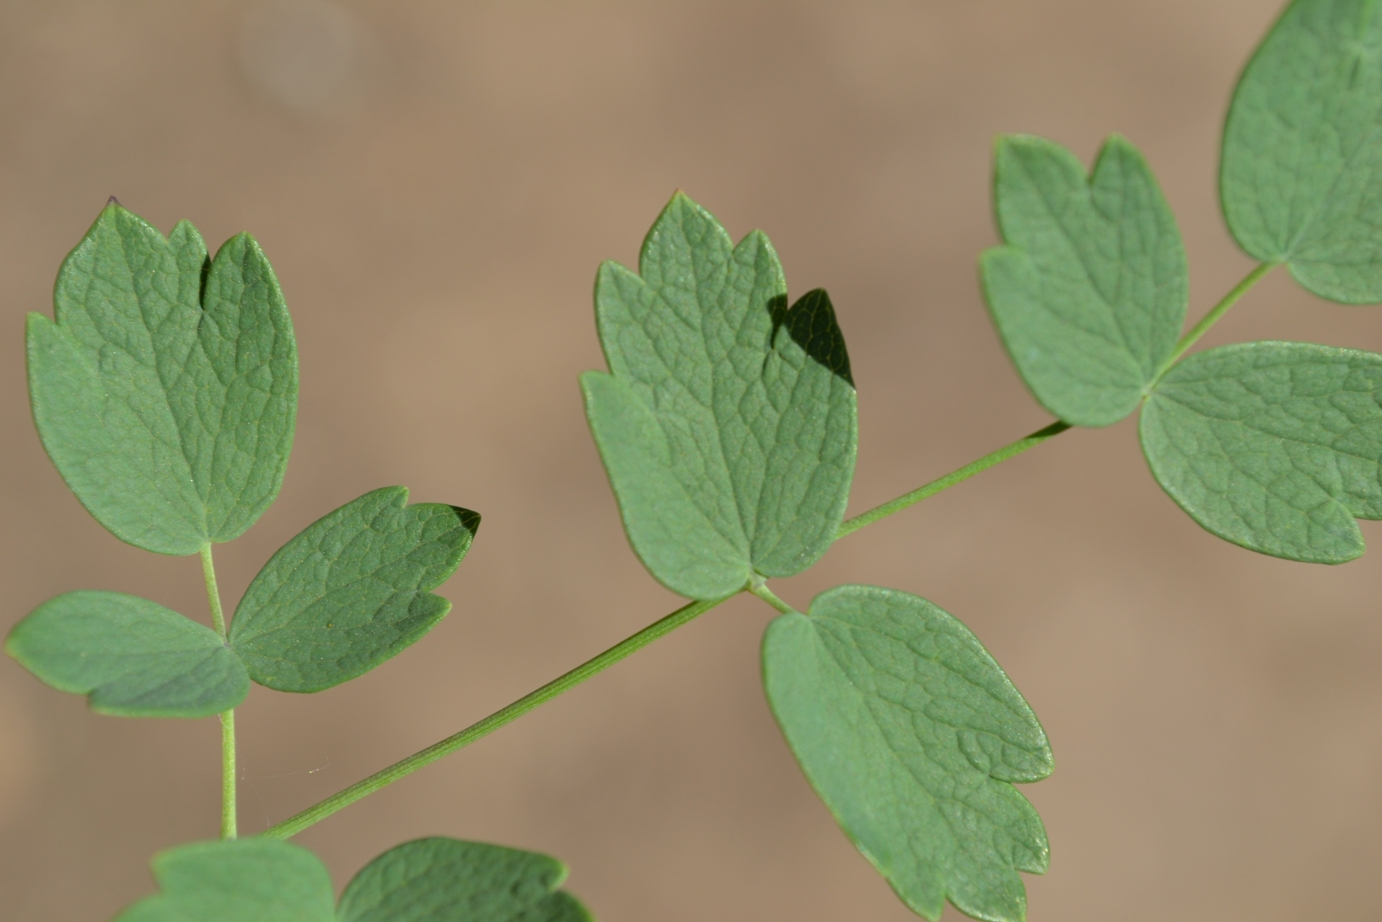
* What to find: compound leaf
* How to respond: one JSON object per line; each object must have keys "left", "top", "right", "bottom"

{"left": 1141, "top": 341, "right": 1382, "bottom": 562}
{"left": 338, "top": 838, "right": 593, "bottom": 922}
{"left": 5, "top": 591, "right": 247, "bottom": 718}
{"left": 229, "top": 487, "right": 479, "bottom": 692}
{"left": 1221, "top": 0, "right": 1382, "bottom": 302}
{"left": 981, "top": 134, "right": 1188, "bottom": 426}
{"left": 27, "top": 202, "right": 297, "bottom": 555}
{"left": 112, "top": 839, "right": 335, "bottom": 922}
{"left": 763, "top": 585, "right": 1051, "bottom": 922}
{"left": 582, "top": 192, "right": 857, "bottom": 600}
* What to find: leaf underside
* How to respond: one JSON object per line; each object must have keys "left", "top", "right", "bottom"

{"left": 1221, "top": 0, "right": 1382, "bottom": 302}
{"left": 5, "top": 591, "right": 247, "bottom": 718}
{"left": 26, "top": 203, "right": 297, "bottom": 555}
{"left": 229, "top": 486, "right": 479, "bottom": 692}
{"left": 763, "top": 585, "right": 1052, "bottom": 922}
{"left": 337, "top": 838, "right": 593, "bottom": 922}
{"left": 982, "top": 134, "right": 1188, "bottom": 426}
{"left": 1142, "top": 341, "right": 1382, "bottom": 562}
{"left": 582, "top": 192, "right": 858, "bottom": 600}
{"left": 113, "top": 839, "right": 336, "bottom": 922}
{"left": 113, "top": 838, "right": 594, "bottom": 922}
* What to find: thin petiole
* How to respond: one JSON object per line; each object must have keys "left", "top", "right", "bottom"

{"left": 200, "top": 544, "right": 227, "bottom": 641}
{"left": 837, "top": 263, "right": 1277, "bottom": 538}
{"left": 749, "top": 577, "right": 798, "bottom": 615}
{"left": 261, "top": 595, "right": 729, "bottom": 840}
{"left": 1152, "top": 261, "right": 1275, "bottom": 383}
{"left": 200, "top": 543, "right": 237, "bottom": 839}
{"left": 836, "top": 420, "right": 1072, "bottom": 539}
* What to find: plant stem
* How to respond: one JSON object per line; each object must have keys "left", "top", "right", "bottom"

{"left": 220, "top": 709, "right": 237, "bottom": 840}
{"left": 750, "top": 578, "right": 798, "bottom": 615}
{"left": 835, "top": 420, "right": 1072, "bottom": 539}
{"left": 262, "top": 422, "right": 1075, "bottom": 839}
{"left": 200, "top": 544, "right": 227, "bottom": 640}
{"left": 259, "top": 264, "right": 1278, "bottom": 839}
{"left": 261, "top": 595, "right": 726, "bottom": 840}
{"left": 1153, "top": 261, "right": 1275, "bottom": 382}
{"left": 201, "top": 543, "right": 236, "bottom": 839}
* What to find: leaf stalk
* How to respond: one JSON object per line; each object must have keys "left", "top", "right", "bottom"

{"left": 261, "top": 595, "right": 726, "bottom": 839}
{"left": 200, "top": 544, "right": 227, "bottom": 641}
{"left": 749, "top": 577, "right": 798, "bottom": 615}
{"left": 1153, "top": 261, "right": 1276, "bottom": 383}
{"left": 835, "top": 420, "right": 1072, "bottom": 539}
{"left": 200, "top": 543, "right": 237, "bottom": 839}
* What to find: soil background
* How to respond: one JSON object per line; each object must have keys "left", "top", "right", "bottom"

{"left": 2, "top": 2, "right": 1379, "bottom": 920}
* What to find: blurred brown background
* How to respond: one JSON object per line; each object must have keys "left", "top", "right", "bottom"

{"left": 2, "top": 1, "right": 1381, "bottom": 919}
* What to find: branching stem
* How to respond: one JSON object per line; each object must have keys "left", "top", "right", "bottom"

{"left": 258, "top": 416, "right": 1061, "bottom": 839}
{"left": 260, "top": 262, "right": 1276, "bottom": 840}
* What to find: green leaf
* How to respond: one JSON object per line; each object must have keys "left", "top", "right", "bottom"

{"left": 229, "top": 487, "right": 479, "bottom": 692}
{"left": 5, "top": 591, "right": 247, "bottom": 718}
{"left": 1221, "top": 0, "right": 1382, "bottom": 303}
{"left": 582, "top": 192, "right": 857, "bottom": 600}
{"left": 981, "top": 134, "right": 1188, "bottom": 426}
{"left": 338, "top": 838, "right": 593, "bottom": 922}
{"left": 112, "top": 839, "right": 335, "bottom": 922}
{"left": 1141, "top": 341, "right": 1382, "bottom": 562}
{"left": 27, "top": 202, "right": 297, "bottom": 555}
{"left": 762, "top": 585, "right": 1051, "bottom": 922}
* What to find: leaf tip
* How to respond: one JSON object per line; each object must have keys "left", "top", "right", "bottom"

{"left": 657, "top": 188, "right": 719, "bottom": 232}
{"left": 449, "top": 505, "right": 481, "bottom": 536}
{"left": 24, "top": 310, "right": 52, "bottom": 335}
{"left": 578, "top": 368, "right": 610, "bottom": 401}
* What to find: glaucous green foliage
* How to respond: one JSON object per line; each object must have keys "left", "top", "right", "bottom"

{"left": 114, "top": 840, "right": 336, "bottom": 922}
{"left": 982, "top": 0, "right": 1382, "bottom": 564}
{"left": 8, "top": 209, "right": 525, "bottom": 916}
{"left": 27, "top": 203, "right": 297, "bottom": 556}
{"left": 5, "top": 591, "right": 248, "bottom": 718}
{"left": 982, "top": 134, "right": 1187, "bottom": 427}
{"left": 337, "top": 838, "right": 592, "bottom": 922}
{"left": 581, "top": 191, "right": 1052, "bottom": 920}
{"left": 1142, "top": 342, "right": 1382, "bottom": 562}
{"left": 763, "top": 586, "right": 1051, "bottom": 922}
{"left": 1222, "top": 0, "right": 1382, "bottom": 302}
{"left": 114, "top": 838, "right": 585, "bottom": 922}
{"left": 11, "top": 1, "right": 1382, "bottom": 920}
{"left": 582, "top": 192, "right": 857, "bottom": 600}
{"left": 230, "top": 487, "right": 480, "bottom": 692}
{"left": 11, "top": 210, "right": 481, "bottom": 709}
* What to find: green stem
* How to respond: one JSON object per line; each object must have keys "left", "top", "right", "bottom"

{"left": 749, "top": 577, "right": 798, "bottom": 615}
{"left": 200, "top": 543, "right": 236, "bottom": 839}
{"left": 1153, "top": 261, "right": 1276, "bottom": 383}
{"left": 263, "top": 423, "right": 1072, "bottom": 839}
{"left": 261, "top": 595, "right": 726, "bottom": 840}
{"left": 836, "top": 420, "right": 1072, "bottom": 539}
{"left": 220, "top": 709, "right": 237, "bottom": 840}
{"left": 200, "top": 544, "right": 227, "bottom": 640}
{"left": 258, "top": 263, "right": 1277, "bottom": 840}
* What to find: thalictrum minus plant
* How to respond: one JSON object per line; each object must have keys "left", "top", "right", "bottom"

{"left": 8, "top": 1, "right": 1382, "bottom": 918}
